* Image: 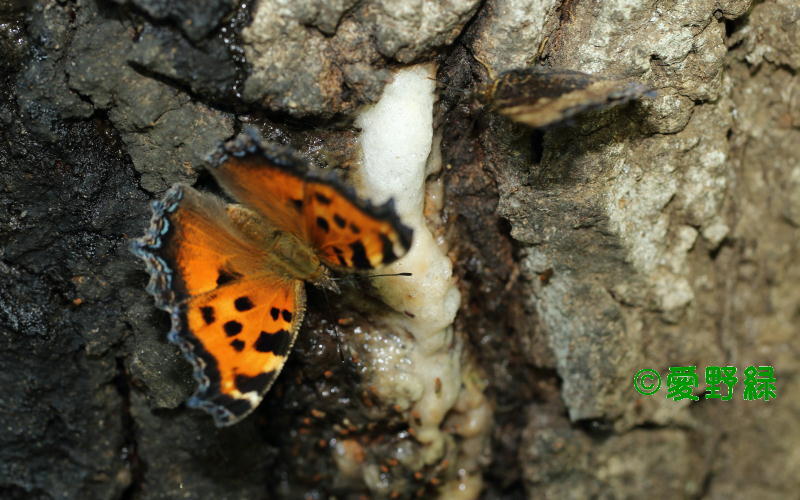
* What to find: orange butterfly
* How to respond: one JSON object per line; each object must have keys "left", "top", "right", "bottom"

{"left": 131, "top": 130, "right": 413, "bottom": 426}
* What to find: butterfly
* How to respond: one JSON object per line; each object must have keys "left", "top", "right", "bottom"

{"left": 131, "top": 129, "right": 413, "bottom": 426}
{"left": 480, "top": 67, "right": 654, "bottom": 129}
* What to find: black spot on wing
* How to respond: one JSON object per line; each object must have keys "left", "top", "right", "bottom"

{"left": 379, "top": 233, "right": 399, "bottom": 264}
{"left": 235, "top": 371, "right": 276, "bottom": 394}
{"left": 349, "top": 240, "right": 372, "bottom": 269}
{"left": 333, "top": 213, "right": 346, "bottom": 228}
{"left": 254, "top": 330, "right": 291, "bottom": 355}
{"left": 349, "top": 223, "right": 360, "bottom": 234}
{"left": 200, "top": 306, "right": 215, "bottom": 325}
{"left": 270, "top": 307, "right": 280, "bottom": 321}
{"left": 224, "top": 320, "right": 242, "bottom": 337}
{"left": 234, "top": 296, "right": 254, "bottom": 311}
{"left": 230, "top": 339, "right": 245, "bottom": 352}
{"left": 316, "top": 216, "right": 330, "bottom": 233}
{"left": 281, "top": 309, "right": 293, "bottom": 322}
{"left": 216, "top": 268, "right": 240, "bottom": 286}
{"left": 291, "top": 198, "right": 303, "bottom": 211}
{"left": 314, "top": 192, "right": 332, "bottom": 205}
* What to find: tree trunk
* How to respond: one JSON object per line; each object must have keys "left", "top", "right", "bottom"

{"left": 2, "top": 0, "right": 797, "bottom": 498}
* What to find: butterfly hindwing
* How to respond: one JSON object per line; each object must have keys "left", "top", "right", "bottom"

{"left": 132, "top": 184, "right": 305, "bottom": 426}
{"left": 184, "top": 275, "right": 305, "bottom": 426}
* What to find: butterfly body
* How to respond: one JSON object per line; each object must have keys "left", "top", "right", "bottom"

{"left": 132, "top": 130, "right": 412, "bottom": 426}
{"left": 224, "top": 203, "right": 335, "bottom": 290}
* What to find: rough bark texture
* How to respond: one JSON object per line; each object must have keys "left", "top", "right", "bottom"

{"left": 1, "top": 0, "right": 798, "bottom": 498}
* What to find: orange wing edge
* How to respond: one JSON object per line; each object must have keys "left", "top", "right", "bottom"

{"left": 129, "top": 185, "right": 252, "bottom": 427}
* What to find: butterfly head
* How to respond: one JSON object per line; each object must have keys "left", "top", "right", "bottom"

{"left": 311, "top": 267, "right": 340, "bottom": 294}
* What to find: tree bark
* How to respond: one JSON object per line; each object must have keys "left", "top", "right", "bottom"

{"left": 1, "top": 0, "right": 798, "bottom": 498}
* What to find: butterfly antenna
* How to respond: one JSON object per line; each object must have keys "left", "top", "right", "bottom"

{"left": 366, "top": 272, "right": 412, "bottom": 278}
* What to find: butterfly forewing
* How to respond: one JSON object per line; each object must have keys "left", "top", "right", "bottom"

{"left": 210, "top": 131, "right": 414, "bottom": 271}
{"left": 303, "top": 182, "right": 413, "bottom": 271}
{"left": 487, "top": 68, "right": 653, "bottom": 129}
{"left": 210, "top": 146, "right": 308, "bottom": 239}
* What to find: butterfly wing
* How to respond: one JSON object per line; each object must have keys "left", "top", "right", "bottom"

{"left": 209, "top": 130, "right": 414, "bottom": 271}
{"left": 131, "top": 185, "right": 305, "bottom": 426}
{"left": 302, "top": 181, "right": 413, "bottom": 271}
{"left": 208, "top": 132, "right": 308, "bottom": 238}
{"left": 488, "top": 68, "right": 653, "bottom": 128}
